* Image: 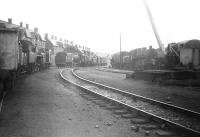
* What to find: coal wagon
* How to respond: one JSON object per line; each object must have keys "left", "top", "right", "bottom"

{"left": 55, "top": 51, "right": 67, "bottom": 68}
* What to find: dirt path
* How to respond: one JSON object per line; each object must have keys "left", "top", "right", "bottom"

{"left": 0, "top": 68, "right": 147, "bottom": 137}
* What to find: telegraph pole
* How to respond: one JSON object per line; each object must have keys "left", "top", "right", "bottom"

{"left": 120, "top": 32, "right": 122, "bottom": 68}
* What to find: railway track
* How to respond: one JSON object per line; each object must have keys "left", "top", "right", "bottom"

{"left": 60, "top": 68, "right": 200, "bottom": 137}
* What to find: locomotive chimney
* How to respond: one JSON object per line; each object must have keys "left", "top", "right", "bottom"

{"left": 34, "top": 27, "right": 38, "bottom": 33}
{"left": 26, "top": 24, "right": 29, "bottom": 29}
{"left": 8, "top": 18, "right": 12, "bottom": 24}
{"left": 20, "top": 22, "right": 23, "bottom": 27}
{"left": 45, "top": 33, "right": 48, "bottom": 39}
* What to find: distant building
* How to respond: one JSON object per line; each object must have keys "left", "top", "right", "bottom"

{"left": 95, "top": 52, "right": 110, "bottom": 66}
{"left": 49, "top": 36, "right": 64, "bottom": 66}
{"left": 176, "top": 39, "right": 200, "bottom": 68}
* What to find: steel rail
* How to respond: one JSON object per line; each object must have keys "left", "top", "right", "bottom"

{"left": 74, "top": 68, "right": 200, "bottom": 118}
{"left": 60, "top": 69, "right": 200, "bottom": 137}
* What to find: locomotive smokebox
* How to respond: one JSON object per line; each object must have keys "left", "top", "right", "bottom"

{"left": 26, "top": 24, "right": 29, "bottom": 29}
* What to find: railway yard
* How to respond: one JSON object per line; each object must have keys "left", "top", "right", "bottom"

{"left": 0, "top": 67, "right": 199, "bottom": 137}
{"left": 1, "top": 0, "right": 200, "bottom": 136}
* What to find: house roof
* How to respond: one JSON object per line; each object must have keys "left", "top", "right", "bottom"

{"left": 48, "top": 39, "right": 59, "bottom": 46}
{"left": 0, "top": 20, "right": 19, "bottom": 29}
{"left": 0, "top": 20, "right": 43, "bottom": 41}
{"left": 41, "top": 35, "right": 46, "bottom": 41}
{"left": 25, "top": 29, "right": 35, "bottom": 38}
{"left": 45, "top": 39, "right": 54, "bottom": 50}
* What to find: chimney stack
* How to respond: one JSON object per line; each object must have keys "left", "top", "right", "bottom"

{"left": 8, "top": 18, "right": 12, "bottom": 24}
{"left": 55, "top": 36, "right": 57, "bottom": 40}
{"left": 34, "top": 27, "right": 38, "bottom": 33}
{"left": 60, "top": 38, "right": 62, "bottom": 41}
{"left": 20, "top": 22, "right": 23, "bottom": 27}
{"left": 51, "top": 35, "right": 54, "bottom": 39}
{"left": 70, "top": 41, "right": 73, "bottom": 45}
{"left": 26, "top": 24, "right": 29, "bottom": 29}
{"left": 45, "top": 33, "right": 48, "bottom": 39}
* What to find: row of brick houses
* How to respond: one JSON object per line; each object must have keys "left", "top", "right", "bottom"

{"left": 0, "top": 18, "right": 52, "bottom": 71}
{"left": 0, "top": 18, "right": 110, "bottom": 67}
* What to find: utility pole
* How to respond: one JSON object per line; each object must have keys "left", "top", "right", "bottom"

{"left": 120, "top": 32, "right": 122, "bottom": 68}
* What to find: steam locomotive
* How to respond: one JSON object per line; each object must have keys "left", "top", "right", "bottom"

{"left": 0, "top": 19, "right": 52, "bottom": 99}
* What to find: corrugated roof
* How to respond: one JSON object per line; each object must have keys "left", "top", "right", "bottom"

{"left": 177, "top": 39, "right": 200, "bottom": 49}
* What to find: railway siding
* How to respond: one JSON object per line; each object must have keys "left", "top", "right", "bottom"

{"left": 60, "top": 68, "right": 200, "bottom": 137}
{"left": 76, "top": 68, "right": 200, "bottom": 113}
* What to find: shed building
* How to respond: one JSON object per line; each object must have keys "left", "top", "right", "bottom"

{"left": 177, "top": 39, "right": 200, "bottom": 68}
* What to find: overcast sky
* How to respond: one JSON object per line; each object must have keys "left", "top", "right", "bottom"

{"left": 1, "top": 0, "right": 200, "bottom": 54}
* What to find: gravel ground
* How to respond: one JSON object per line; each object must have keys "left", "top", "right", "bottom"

{"left": 75, "top": 67, "right": 200, "bottom": 113}
{"left": 0, "top": 68, "right": 149, "bottom": 137}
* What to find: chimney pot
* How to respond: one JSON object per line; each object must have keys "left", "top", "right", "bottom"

{"left": 34, "top": 27, "right": 38, "bottom": 33}
{"left": 8, "top": 18, "right": 12, "bottom": 24}
{"left": 45, "top": 33, "right": 48, "bottom": 39}
{"left": 20, "top": 22, "right": 23, "bottom": 27}
{"left": 26, "top": 24, "right": 29, "bottom": 29}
